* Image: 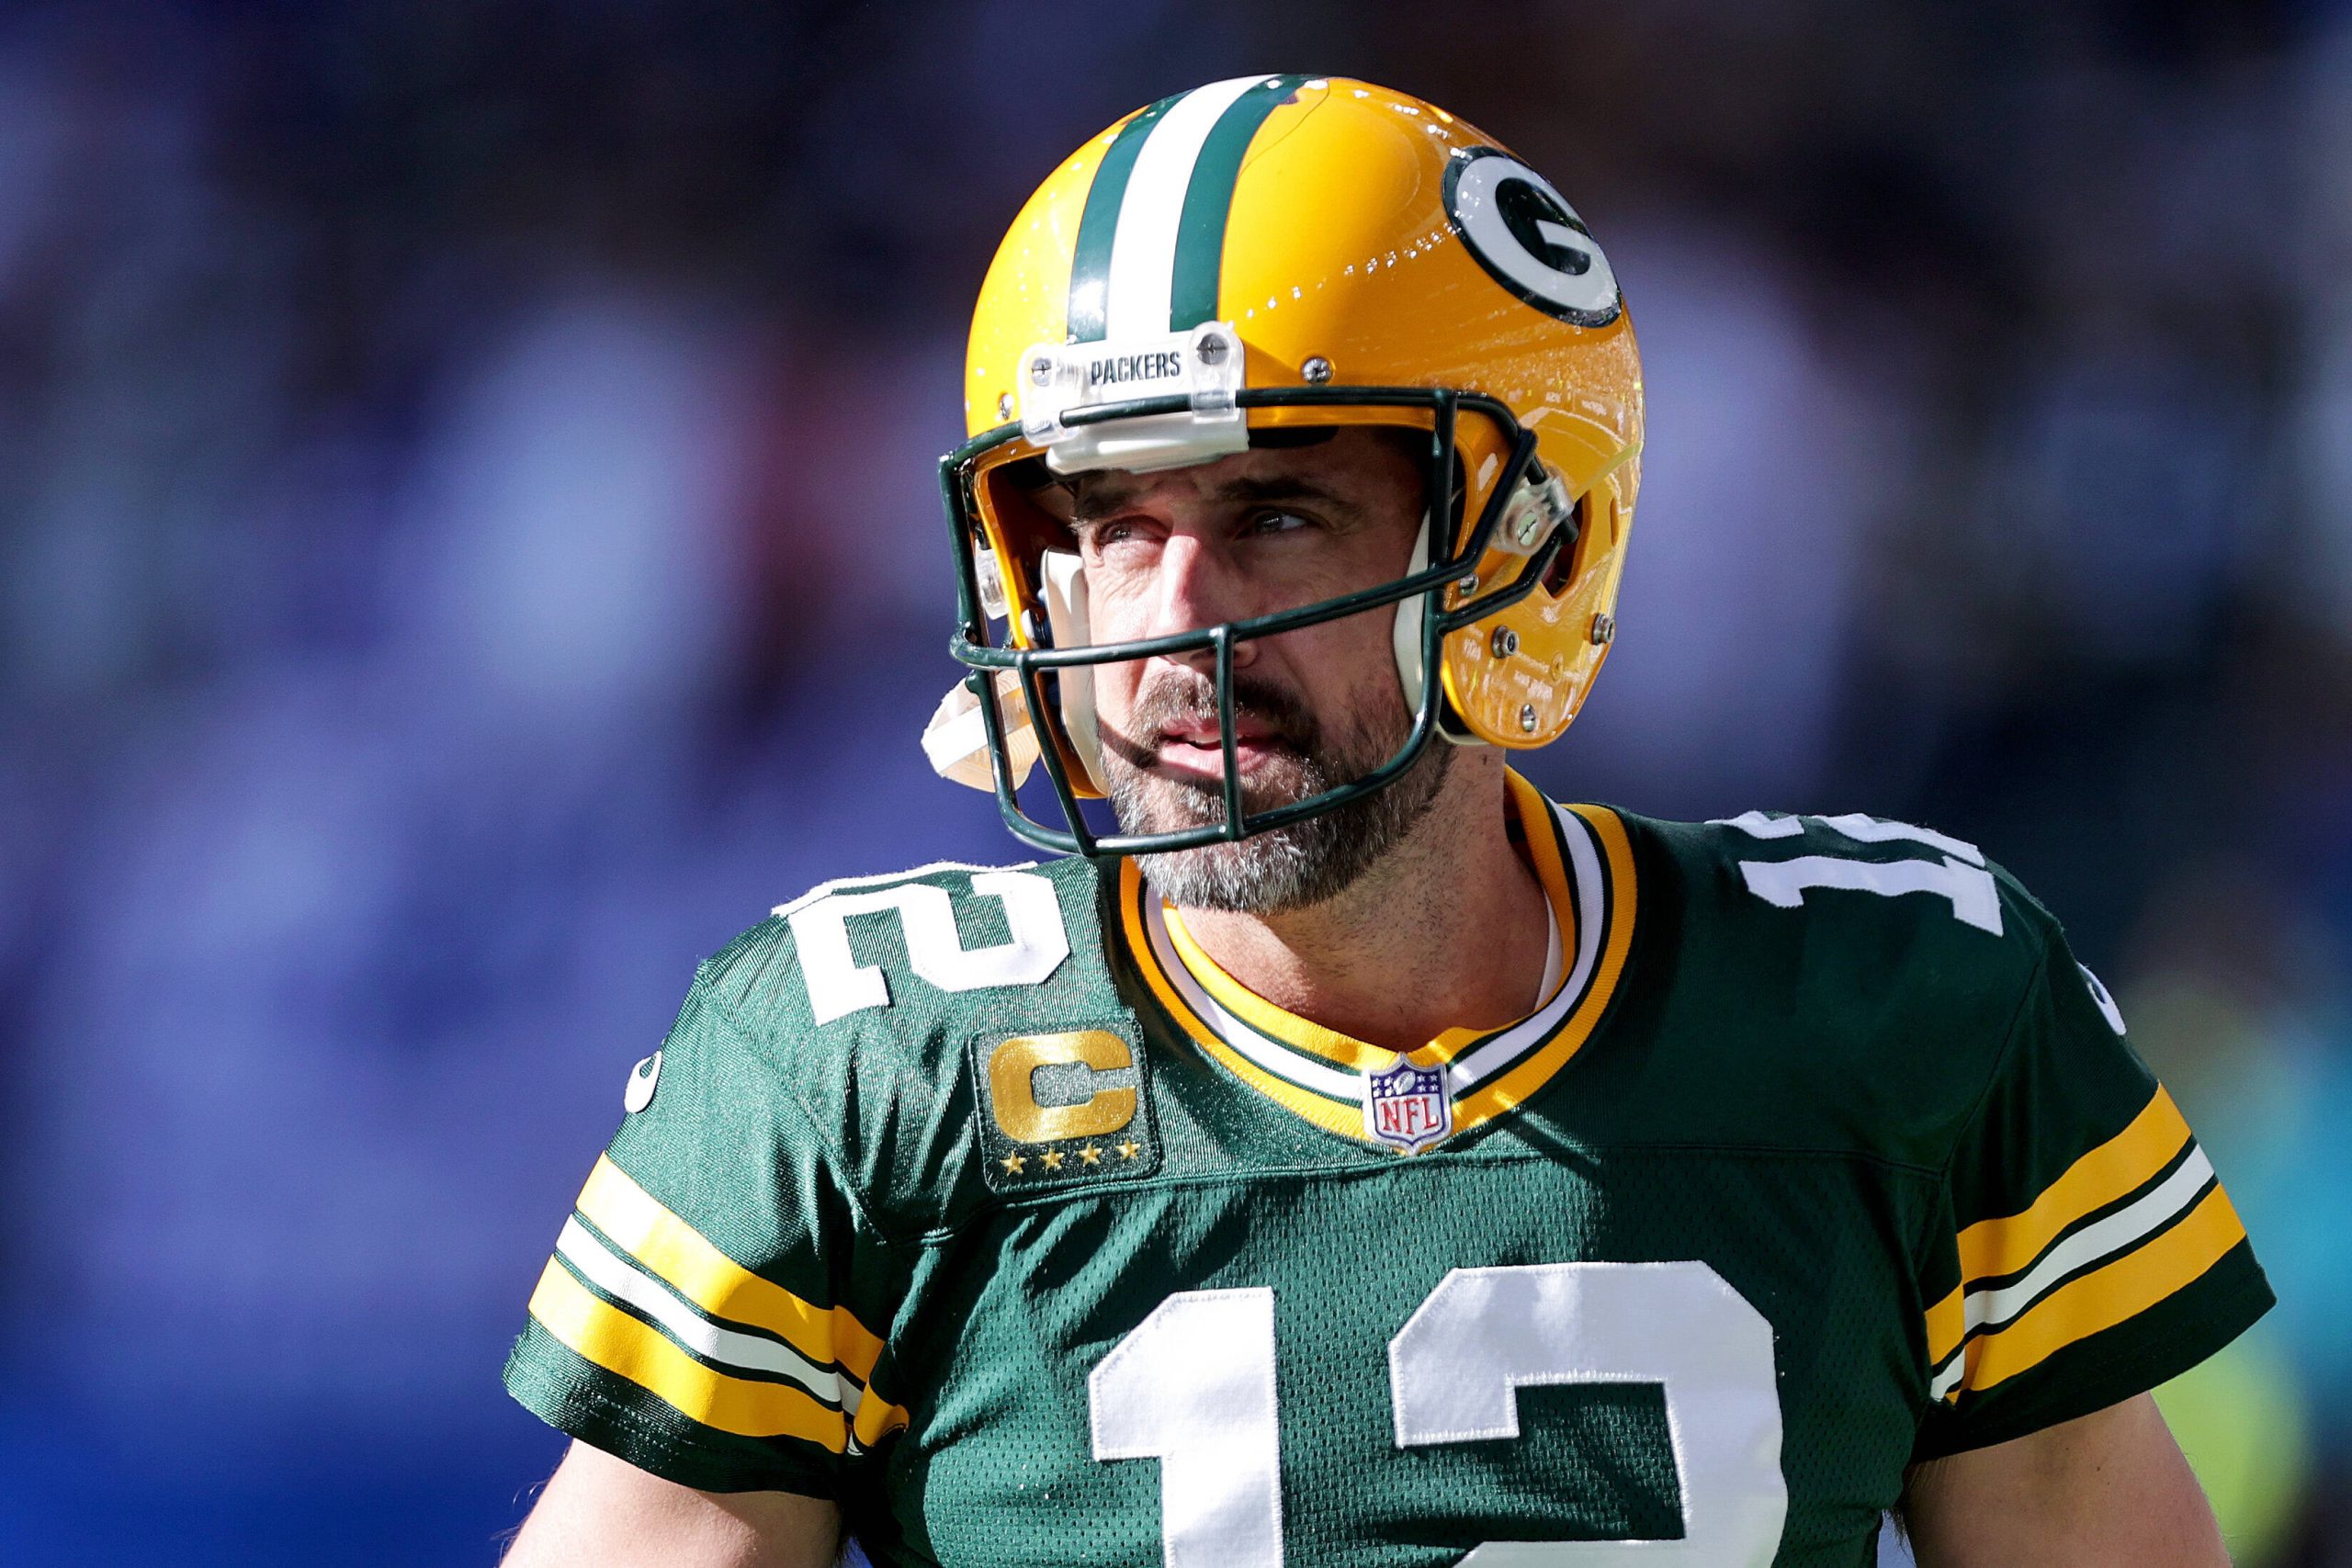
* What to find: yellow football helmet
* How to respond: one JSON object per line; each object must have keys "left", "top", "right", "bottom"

{"left": 931, "top": 73, "right": 1644, "bottom": 856}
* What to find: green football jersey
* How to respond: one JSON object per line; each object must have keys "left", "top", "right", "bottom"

{"left": 504, "top": 776, "right": 2271, "bottom": 1566}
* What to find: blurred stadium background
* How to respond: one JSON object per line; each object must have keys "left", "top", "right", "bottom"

{"left": 0, "top": 1, "right": 2346, "bottom": 1562}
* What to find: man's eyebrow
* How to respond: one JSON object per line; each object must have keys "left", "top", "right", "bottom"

{"left": 1066, "top": 472, "right": 1354, "bottom": 524}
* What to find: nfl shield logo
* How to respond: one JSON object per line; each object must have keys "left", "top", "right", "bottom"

{"left": 1363, "top": 1057, "right": 1452, "bottom": 1154}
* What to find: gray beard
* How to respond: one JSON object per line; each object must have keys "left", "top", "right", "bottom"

{"left": 1105, "top": 705, "right": 1453, "bottom": 916}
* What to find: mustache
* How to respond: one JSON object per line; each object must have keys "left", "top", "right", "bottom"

{"left": 1100, "top": 671, "right": 1320, "bottom": 768}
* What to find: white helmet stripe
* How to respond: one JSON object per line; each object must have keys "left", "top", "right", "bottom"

{"left": 1102, "top": 76, "right": 1265, "bottom": 341}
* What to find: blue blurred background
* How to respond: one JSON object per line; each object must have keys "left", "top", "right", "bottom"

{"left": 0, "top": 2, "right": 2346, "bottom": 1562}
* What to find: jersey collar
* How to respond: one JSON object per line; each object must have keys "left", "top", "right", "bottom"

{"left": 1117, "top": 771, "right": 1639, "bottom": 1152}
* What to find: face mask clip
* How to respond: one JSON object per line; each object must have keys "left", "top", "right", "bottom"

{"left": 1487, "top": 465, "right": 1577, "bottom": 558}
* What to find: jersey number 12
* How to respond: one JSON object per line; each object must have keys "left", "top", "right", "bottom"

{"left": 1089, "top": 1261, "right": 1788, "bottom": 1565}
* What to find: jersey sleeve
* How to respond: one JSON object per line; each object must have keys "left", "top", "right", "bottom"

{"left": 1910, "top": 924, "right": 2274, "bottom": 1460}
{"left": 502, "top": 964, "right": 910, "bottom": 1496}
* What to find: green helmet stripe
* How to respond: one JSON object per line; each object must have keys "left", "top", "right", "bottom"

{"left": 1070, "top": 76, "right": 1307, "bottom": 345}
{"left": 1066, "top": 93, "right": 1180, "bottom": 344}
{"left": 1168, "top": 73, "right": 1307, "bottom": 332}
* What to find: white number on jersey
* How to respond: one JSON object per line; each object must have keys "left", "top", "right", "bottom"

{"left": 1091, "top": 1264, "right": 1787, "bottom": 1567}
{"left": 1091, "top": 1289, "right": 1284, "bottom": 1567}
{"left": 782, "top": 868, "right": 1069, "bottom": 1025}
{"left": 1714, "top": 810, "right": 2002, "bottom": 935}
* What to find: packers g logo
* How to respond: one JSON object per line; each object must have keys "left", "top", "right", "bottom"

{"left": 1444, "top": 147, "right": 1622, "bottom": 327}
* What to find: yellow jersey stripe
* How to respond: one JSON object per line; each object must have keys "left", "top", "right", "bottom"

{"left": 851, "top": 1383, "right": 915, "bottom": 1448}
{"left": 1955, "top": 1089, "right": 2192, "bottom": 1287}
{"left": 1962, "top": 1145, "right": 2215, "bottom": 1337}
{"left": 1449, "top": 803, "right": 1637, "bottom": 1134}
{"left": 526, "top": 1257, "right": 849, "bottom": 1448}
{"left": 1957, "top": 1181, "right": 2248, "bottom": 1397}
{"left": 575, "top": 1155, "right": 887, "bottom": 1379}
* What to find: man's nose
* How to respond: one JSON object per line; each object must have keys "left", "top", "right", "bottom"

{"left": 1145, "top": 533, "right": 1258, "bottom": 672}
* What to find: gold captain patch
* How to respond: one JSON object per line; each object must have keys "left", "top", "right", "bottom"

{"left": 972, "top": 1021, "right": 1160, "bottom": 1191}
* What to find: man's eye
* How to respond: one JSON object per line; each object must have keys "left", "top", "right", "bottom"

{"left": 1246, "top": 510, "right": 1314, "bottom": 537}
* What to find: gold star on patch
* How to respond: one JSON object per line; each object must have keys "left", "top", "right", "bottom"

{"left": 1040, "top": 1148, "right": 1065, "bottom": 1171}
{"left": 1116, "top": 1139, "right": 1140, "bottom": 1160}
{"left": 1079, "top": 1145, "right": 1102, "bottom": 1166}
{"left": 999, "top": 1153, "right": 1026, "bottom": 1175}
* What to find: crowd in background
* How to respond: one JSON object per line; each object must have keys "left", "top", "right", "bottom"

{"left": 0, "top": 2, "right": 2346, "bottom": 1562}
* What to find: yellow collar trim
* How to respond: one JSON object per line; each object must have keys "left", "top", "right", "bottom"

{"left": 1116, "top": 775, "right": 1639, "bottom": 1150}
{"left": 1157, "top": 769, "right": 1575, "bottom": 1068}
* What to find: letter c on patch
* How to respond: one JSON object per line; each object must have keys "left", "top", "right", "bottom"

{"left": 988, "top": 1031, "right": 1136, "bottom": 1143}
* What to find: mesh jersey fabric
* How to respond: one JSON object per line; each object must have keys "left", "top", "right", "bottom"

{"left": 503, "top": 787, "right": 2271, "bottom": 1566}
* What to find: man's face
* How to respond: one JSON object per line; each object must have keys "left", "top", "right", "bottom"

{"left": 1051, "top": 426, "right": 1453, "bottom": 912}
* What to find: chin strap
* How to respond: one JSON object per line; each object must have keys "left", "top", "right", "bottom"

{"left": 1394, "top": 511, "right": 1491, "bottom": 750}
{"left": 915, "top": 551, "right": 1110, "bottom": 796}
{"left": 1392, "top": 515, "right": 1431, "bottom": 713}
{"left": 922, "top": 670, "right": 1040, "bottom": 790}
{"left": 1038, "top": 550, "right": 1108, "bottom": 792}
{"left": 1404, "top": 461, "right": 1578, "bottom": 749}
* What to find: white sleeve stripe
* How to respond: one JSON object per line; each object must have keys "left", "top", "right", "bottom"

{"left": 1960, "top": 1145, "right": 2216, "bottom": 1337}
{"left": 555, "top": 1217, "right": 866, "bottom": 1415}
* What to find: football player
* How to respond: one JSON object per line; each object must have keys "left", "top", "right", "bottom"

{"left": 502, "top": 77, "right": 2270, "bottom": 1567}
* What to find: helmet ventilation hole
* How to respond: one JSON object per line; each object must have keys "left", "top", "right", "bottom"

{"left": 1540, "top": 495, "right": 1587, "bottom": 596}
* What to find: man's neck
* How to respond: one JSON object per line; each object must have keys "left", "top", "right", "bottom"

{"left": 1167, "top": 753, "right": 1552, "bottom": 1051}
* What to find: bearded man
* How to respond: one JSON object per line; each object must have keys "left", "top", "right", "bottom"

{"left": 501, "top": 76, "right": 2268, "bottom": 1568}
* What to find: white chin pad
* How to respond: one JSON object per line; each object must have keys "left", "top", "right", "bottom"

{"left": 922, "top": 671, "right": 1039, "bottom": 791}
{"left": 1039, "top": 550, "right": 1109, "bottom": 793}
{"left": 1392, "top": 516, "right": 1431, "bottom": 712}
